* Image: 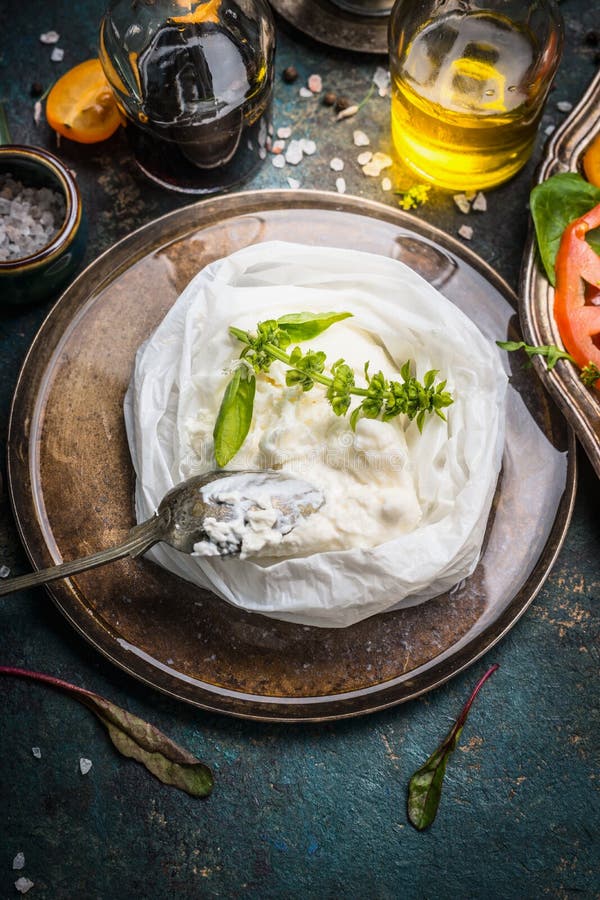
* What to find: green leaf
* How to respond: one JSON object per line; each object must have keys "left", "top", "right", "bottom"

{"left": 530, "top": 173, "right": 600, "bottom": 285}
{"left": 277, "top": 311, "right": 353, "bottom": 342}
{"left": 213, "top": 367, "right": 256, "bottom": 467}
{"left": 0, "top": 666, "right": 213, "bottom": 798}
{"left": 496, "top": 339, "right": 575, "bottom": 369}
{"left": 407, "top": 665, "right": 498, "bottom": 831}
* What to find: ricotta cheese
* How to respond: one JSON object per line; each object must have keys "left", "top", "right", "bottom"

{"left": 124, "top": 241, "right": 507, "bottom": 627}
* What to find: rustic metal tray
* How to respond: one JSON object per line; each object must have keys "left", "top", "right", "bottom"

{"left": 270, "top": 0, "right": 389, "bottom": 55}
{"left": 519, "top": 68, "right": 600, "bottom": 479}
{"left": 7, "top": 190, "right": 575, "bottom": 721}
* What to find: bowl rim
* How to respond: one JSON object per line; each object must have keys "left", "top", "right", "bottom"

{"left": 0, "top": 144, "right": 82, "bottom": 271}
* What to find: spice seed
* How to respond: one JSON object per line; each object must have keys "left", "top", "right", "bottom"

{"left": 282, "top": 66, "right": 298, "bottom": 83}
{"left": 322, "top": 92, "right": 336, "bottom": 107}
{"left": 334, "top": 96, "right": 351, "bottom": 112}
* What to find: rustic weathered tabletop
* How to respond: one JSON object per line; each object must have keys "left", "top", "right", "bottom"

{"left": 1, "top": 1, "right": 598, "bottom": 897}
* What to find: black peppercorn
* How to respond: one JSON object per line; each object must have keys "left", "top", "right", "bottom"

{"left": 334, "top": 96, "right": 351, "bottom": 112}
{"left": 322, "top": 92, "right": 337, "bottom": 107}
{"left": 282, "top": 66, "right": 298, "bottom": 84}
{"left": 30, "top": 82, "right": 44, "bottom": 98}
{"left": 584, "top": 30, "right": 599, "bottom": 47}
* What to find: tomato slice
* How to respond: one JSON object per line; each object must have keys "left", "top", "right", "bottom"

{"left": 46, "top": 59, "right": 121, "bottom": 144}
{"left": 554, "top": 203, "right": 600, "bottom": 388}
{"left": 583, "top": 133, "right": 600, "bottom": 189}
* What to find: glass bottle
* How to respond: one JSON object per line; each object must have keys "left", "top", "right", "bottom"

{"left": 99, "top": 0, "right": 275, "bottom": 194}
{"left": 388, "top": 0, "right": 564, "bottom": 191}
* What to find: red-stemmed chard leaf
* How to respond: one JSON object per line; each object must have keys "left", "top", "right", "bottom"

{"left": 0, "top": 666, "right": 213, "bottom": 797}
{"left": 407, "top": 664, "right": 499, "bottom": 831}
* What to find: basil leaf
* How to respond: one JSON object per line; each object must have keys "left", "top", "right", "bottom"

{"left": 530, "top": 173, "right": 600, "bottom": 285}
{"left": 407, "top": 664, "right": 498, "bottom": 831}
{"left": 277, "top": 311, "right": 352, "bottom": 341}
{"left": 213, "top": 367, "right": 256, "bottom": 467}
{"left": 0, "top": 666, "right": 213, "bottom": 798}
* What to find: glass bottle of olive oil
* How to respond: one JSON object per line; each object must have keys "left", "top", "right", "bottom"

{"left": 389, "top": 0, "right": 563, "bottom": 191}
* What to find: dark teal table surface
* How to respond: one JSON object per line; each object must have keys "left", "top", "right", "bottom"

{"left": 1, "top": 2, "right": 599, "bottom": 898}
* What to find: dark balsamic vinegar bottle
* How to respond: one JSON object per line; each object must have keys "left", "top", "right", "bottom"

{"left": 99, "top": 0, "right": 275, "bottom": 193}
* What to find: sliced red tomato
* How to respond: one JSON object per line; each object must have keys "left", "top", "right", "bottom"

{"left": 554, "top": 202, "right": 600, "bottom": 389}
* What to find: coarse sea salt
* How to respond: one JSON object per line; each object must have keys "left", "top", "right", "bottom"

{"left": 15, "top": 879, "right": 34, "bottom": 895}
{"left": 31, "top": 747, "right": 42, "bottom": 758}
{"left": 459, "top": 225, "right": 473, "bottom": 240}
{"left": 335, "top": 177, "right": 346, "bottom": 194}
{"left": 80, "top": 757, "right": 93, "bottom": 775}
{"left": 0, "top": 564, "right": 10, "bottom": 578}
{"left": 330, "top": 157, "right": 344, "bottom": 172}
{"left": 13, "top": 853, "right": 25, "bottom": 871}
{"left": 0, "top": 175, "right": 66, "bottom": 261}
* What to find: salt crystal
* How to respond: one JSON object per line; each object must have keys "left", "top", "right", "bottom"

{"left": 271, "top": 139, "right": 285, "bottom": 154}
{"left": 80, "top": 757, "right": 92, "bottom": 775}
{"left": 544, "top": 124, "right": 556, "bottom": 135}
{"left": 556, "top": 101, "right": 573, "bottom": 113}
{"left": 268, "top": 122, "right": 274, "bottom": 136}
{"left": 357, "top": 151, "right": 372, "bottom": 166}
{"left": 373, "top": 67, "right": 391, "bottom": 97}
{"left": 362, "top": 162, "right": 381, "bottom": 177}
{"left": 458, "top": 225, "right": 473, "bottom": 240}
{"left": 272, "top": 155, "right": 285, "bottom": 169}
{"left": 32, "top": 747, "right": 42, "bottom": 758}
{"left": 300, "top": 139, "right": 316, "bottom": 156}
{"left": 258, "top": 147, "right": 267, "bottom": 160}
{"left": 13, "top": 853, "right": 25, "bottom": 870}
{"left": 308, "top": 74, "right": 322, "bottom": 93}
{"left": 51, "top": 47, "right": 65, "bottom": 62}
{"left": 362, "top": 152, "right": 392, "bottom": 177}
{"left": 335, "top": 177, "right": 346, "bottom": 194}
{"left": 15, "top": 879, "right": 34, "bottom": 895}
{"left": 0, "top": 564, "right": 10, "bottom": 578}
{"left": 381, "top": 177, "right": 392, "bottom": 192}
{"left": 371, "top": 152, "right": 392, "bottom": 169}
{"left": 285, "top": 140, "right": 304, "bottom": 165}
{"left": 277, "top": 126, "right": 292, "bottom": 139}
{"left": 453, "top": 193, "right": 471, "bottom": 214}
{"left": 33, "top": 101, "right": 42, "bottom": 126}
{"left": 299, "top": 87, "right": 313, "bottom": 98}
{"left": 287, "top": 177, "right": 300, "bottom": 190}
{"left": 336, "top": 105, "right": 358, "bottom": 121}
{"left": 353, "top": 130, "right": 370, "bottom": 147}
{"left": 329, "top": 157, "right": 344, "bottom": 172}
{"left": 472, "top": 191, "right": 487, "bottom": 212}
{"left": 40, "top": 30, "right": 60, "bottom": 44}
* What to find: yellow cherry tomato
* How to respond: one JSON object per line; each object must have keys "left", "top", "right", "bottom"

{"left": 583, "top": 133, "right": 600, "bottom": 188}
{"left": 46, "top": 59, "right": 121, "bottom": 144}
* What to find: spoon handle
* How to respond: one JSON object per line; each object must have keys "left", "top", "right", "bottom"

{"left": 0, "top": 516, "right": 161, "bottom": 598}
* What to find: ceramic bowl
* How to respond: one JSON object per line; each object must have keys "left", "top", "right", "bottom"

{"left": 0, "top": 145, "right": 86, "bottom": 306}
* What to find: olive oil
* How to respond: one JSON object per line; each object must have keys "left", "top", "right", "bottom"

{"left": 391, "top": 12, "right": 545, "bottom": 191}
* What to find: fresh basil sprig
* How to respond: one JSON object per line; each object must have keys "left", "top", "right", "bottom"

{"left": 407, "top": 664, "right": 498, "bottom": 831}
{"left": 0, "top": 666, "right": 213, "bottom": 798}
{"left": 497, "top": 340, "right": 600, "bottom": 388}
{"left": 213, "top": 311, "right": 454, "bottom": 467}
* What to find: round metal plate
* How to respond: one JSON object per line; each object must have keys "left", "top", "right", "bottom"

{"left": 8, "top": 189, "right": 576, "bottom": 721}
{"left": 270, "top": 0, "right": 389, "bottom": 55}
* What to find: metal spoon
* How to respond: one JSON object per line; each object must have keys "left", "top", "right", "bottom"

{"left": 0, "top": 470, "right": 324, "bottom": 597}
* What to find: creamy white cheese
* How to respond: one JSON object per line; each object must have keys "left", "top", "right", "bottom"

{"left": 187, "top": 322, "right": 423, "bottom": 557}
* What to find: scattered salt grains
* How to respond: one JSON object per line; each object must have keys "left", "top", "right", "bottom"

{"left": 556, "top": 100, "right": 573, "bottom": 113}
{"left": 362, "top": 152, "right": 392, "bottom": 177}
{"left": 80, "top": 757, "right": 93, "bottom": 775}
{"left": 307, "top": 74, "right": 322, "bottom": 94}
{"left": 272, "top": 155, "right": 285, "bottom": 169}
{"left": 381, "top": 177, "right": 392, "bottom": 192}
{"left": 0, "top": 564, "right": 10, "bottom": 578}
{"left": 0, "top": 175, "right": 66, "bottom": 261}
{"left": 472, "top": 191, "right": 487, "bottom": 212}
{"left": 285, "top": 140, "right": 304, "bottom": 165}
{"left": 373, "top": 66, "right": 391, "bottom": 97}
{"left": 329, "top": 157, "right": 344, "bottom": 172}
{"left": 277, "top": 126, "right": 292, "bottom": 139}
{"left": 353, "top": 130, "right": 370, "bottom": 147}
{"left": 357, "top": 150, "right": 372, "bottom": 166}
{"left": 287, "top": 177, "right": 300, "bottom": 190}
{"left": 299, "top": 87, "right": 313, "bottom": 99}
{"left": 40, "top": 30, "right": 60, "bottom": 44}
{"left": 31, "top": 747, "right": 42, "bottom": 758}
{"left": 15, "top": 879, "right": 34, "bottom": 895}
{"left": 459, "top": 225, "right": 474, "bottom": 240}
{"left": 544, "top": 124, "right": 556, "bottom": 135}
{"left": 50, "top": 47, "right": 65, "bottom": 63}
{"left": 33, "top": 101, "right": 42, "bottom": 126}
{"left": 453, "top": 193, "right": 472, "bottom": 214}
{"left": 335, "top": 177, "right": 346, "bottom": 194}
{"left": 300, "top": 139, "right": 316, "bottom": 156}
{"left": 12, "top": 853, "right": 25, "bottom": 871}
